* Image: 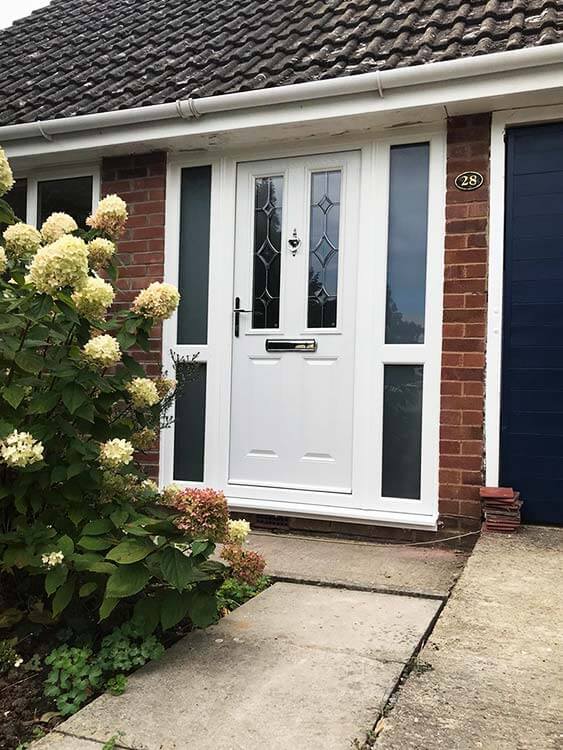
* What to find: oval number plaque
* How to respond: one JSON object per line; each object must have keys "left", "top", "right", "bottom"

{"left": 455, "top": 171, "right": 484, "bottom": 191}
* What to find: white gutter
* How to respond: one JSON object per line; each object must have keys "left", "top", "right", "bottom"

{"left": 1, "top": 44, "right": 562, "bottom": 143}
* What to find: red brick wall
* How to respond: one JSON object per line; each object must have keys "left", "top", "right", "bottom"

{"left": 439, "top": 114, "right": 491, "bottom": 532}
{"left": 100, "top": 152, "right": 167, "bottom": 477}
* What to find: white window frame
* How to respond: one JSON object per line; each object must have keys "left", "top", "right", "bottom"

{"left": 23, "top": 163, "right": 100, "bottom": 226}
{"left": 162, "top": 128, "right": 445, "bottom": 530}
{"left": 486, "top": 104, "right": 563, "bottom": 486}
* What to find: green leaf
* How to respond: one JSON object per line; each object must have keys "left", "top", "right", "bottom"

{"left": 57, "top": 535, "right": 75, "bottom": 557}
{"left": 82, "top": 519, "right": 114, "bottom": 536}
{"left": 122, "top": 353, "right": 145, "bottom": 377}
{"left": 79, "top": 582, "right": 98, "bottom": 598}
{"left": 191, "top": 540, "right": 214, "bottom": 557}
{"left": 45, "top": 565, "right": 68, "bottom": 595}
{"left": 0, "top": 198, "right": 16, "bottom": 226}
{"left": 78, "top": 536, "right": 113, "bottom": 551}
{"left": 2, "top": 384, "right": 26, "bottom": 409}
{"left": 132, "top": 597, "right": 160, "bottom": 635}
{"left": 52, "top": 578, "right": 75, "bottom": 617}
{"left": 99, "top": 597, "right": 119, "bottom": 621}
{"left": 186, "top": 589, "right": 219, "bottom": 628}
{"left": 61, "top": 382, "right": 87, "bottom": 415}
{"left": 67, "top": 462, "right": 83, "bottom": 479}
{"left": 3, "top": 546, "right": 33, "bottom": 568}
{"left": 15, "top": 350, "right": 43, "bottom": 374}
{"left": 106, "top": 563, "right": 151, "bottom": 599}
{"left": 106, "top": 539, "right": 154, "bottom": 564}
{"left": 116, "top": 331, "right": 136, "bottom": 350}
{"left": 110, "top": 509, "right": 129, "bottom": 528}
{"left": 0, "top": 608, "right": 23, "bottom": 628}
{"left": 73, "top": 553, "right": 116, "bottom": 575}
{"left": 160, "top": 547, "right": 201, "bottom": 591}
{"left": 160, "top": 590, "right": 190, "bottom": 630}
{"left": 29, "top": 391, "right": 60, "bottom": 414}
{"left": 51, "top": 465, "right": 67, "bottom": 484}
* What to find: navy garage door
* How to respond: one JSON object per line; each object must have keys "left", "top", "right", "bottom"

{"left": 501, "top": 122, "right": 563, "bottom": 524}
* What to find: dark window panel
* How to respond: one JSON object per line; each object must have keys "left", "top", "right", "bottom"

{"left": 173, "top": 364, "right": 207, "bottom": 482}
{"left": 385, "top": 144, "right": 430, "bottom": 344}
{"left": 252, "top": 176, "right": 283, "bottom": 329}
{"left": 177, "top": 166, "right": 212, "bottom": 345}
{"left": 37, "top": 176, "right": 93, "bottom": 228}
{"left": 382, "top": 365, "right": 423, "bottom": 499}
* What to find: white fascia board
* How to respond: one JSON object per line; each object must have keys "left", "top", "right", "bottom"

{"left": 3, "top": 46, "right": 563, "bottom": 161}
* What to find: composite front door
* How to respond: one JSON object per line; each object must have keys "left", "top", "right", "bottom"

{"left": 229, "top": 152, "right": 360, "bottom": 497}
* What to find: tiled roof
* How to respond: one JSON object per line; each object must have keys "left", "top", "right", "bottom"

{"left": 0, "top": 0, "right": 562, "bottom": 126}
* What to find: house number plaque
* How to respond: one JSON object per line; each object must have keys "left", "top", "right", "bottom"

{"left": 455, "top": 171, "right": 484, "bottom": 191}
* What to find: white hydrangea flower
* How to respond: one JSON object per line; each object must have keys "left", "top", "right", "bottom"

{"left": 0, "top": 247, "right": 6, "bottom": 274}
{"left": 40, "top": 212, "right": 78, "bottom": 243}
{"left": 13, "top": 656, "right": 23, "bottom": 668}
{"left": 126, "top": 377, "right": 160, "bottom": 408}
{"left": 72, "top": 276, "right": 115, "bottom": 319}
{"left": 161, "top": 483, "right": 182, "bottom": 504}
{"left": 0, "top": 147, "right": 14, "bottom": 197}
{"left": 99, "top": 438, "right": 134, "bottom": 468}
{"left": 141, "top": 479, "right": 159, "bottom": 494}
{"left": 227, "top": 519, "right": 251, "bottom": 545}
{"left": 2, "top": 223, "right": 42, "bottom": 258}
{"left": 82, "top": 334, "right": 121, "bottom": 368}
{"left": 26, "top": 236, "right": 88, "bottom": 295}
{"left": 41, "top": 550, "right": 64, "bottom": 568}
{"left": 87, "top": 237, "right": 116, "bottom": 270}
{"left": 0, "top": 430, "right": 44, "bottom": 468}
{"left": 155, "top": 376, "right": 176, "bottom": 399}
{"left": 132, "top": 282, "right": 180, "bottom": 320}
{"left": 86, "top": 195, "right": 128, "bottom": 238}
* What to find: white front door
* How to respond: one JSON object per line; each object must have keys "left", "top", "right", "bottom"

{"left": 229, "top": 152, "right": 361, "bottom": 496}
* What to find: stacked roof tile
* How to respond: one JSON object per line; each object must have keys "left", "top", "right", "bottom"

{"left": 0, "top": 0, "right": 562, "bottom": 126}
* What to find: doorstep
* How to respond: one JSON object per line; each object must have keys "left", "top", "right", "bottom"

{"left": 247, "top": 531, "right": 467, "bottom": 598}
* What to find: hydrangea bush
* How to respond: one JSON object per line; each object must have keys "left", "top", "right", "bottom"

{"left": 0, "top": 146, "right": 264, "bottom": 634}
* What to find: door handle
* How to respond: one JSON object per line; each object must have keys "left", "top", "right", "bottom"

{"left": 233, "top": 297, "right": 251, "bottom": 337}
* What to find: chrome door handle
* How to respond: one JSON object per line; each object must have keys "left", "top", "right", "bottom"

{"left": 233, "top": 297, "right": 251, "bottom": 337}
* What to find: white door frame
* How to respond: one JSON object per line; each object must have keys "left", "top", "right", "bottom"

{"left": 485, "top": 104, "right": 563, "bottom": 487}
{"left": 161, "top": 127, "right": 446, "bottom": 530}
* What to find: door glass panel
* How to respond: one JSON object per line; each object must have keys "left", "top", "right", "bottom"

{"left": 37, "top": 176, "right": 93, "bottom": 228}
{"left": 173, "top": 363, "right": 207, "bottom": 482}
{"left": 308, "top": 170, "right": 341, "bottom": 328}
{"left": 252, "top": 176, "right": 283, "bottom": 328}
{"left": 177, "top": 166, "right": 212, "bottom": 345}
{"left": 385, "top": 144, "right": 429, "bottom": 344}
{"left": 382, "top": 365, "right": 423, "bottom": 499}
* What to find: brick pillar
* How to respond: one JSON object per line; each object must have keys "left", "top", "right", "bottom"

{"left": 101, "top": 152, "right": 167, "bottom": 477}
{"left": 439, "top": 114, "right": 491, "bottom": 531}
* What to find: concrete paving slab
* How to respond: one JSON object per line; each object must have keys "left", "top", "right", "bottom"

{"left": 247, "top": 531, "right": 466, "bottom": 597}
{"left": 48, "top": 583, "right": 441, "bottom": 750}
{"left": 32, "top": 734, "right": 105, "bottom": 749}
{"left": 376, "top": 526, "right": 563, "bottom": 750}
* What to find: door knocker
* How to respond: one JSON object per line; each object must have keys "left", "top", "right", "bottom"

{"left": 288, "top": 228, "right": 301, "bottom": 256}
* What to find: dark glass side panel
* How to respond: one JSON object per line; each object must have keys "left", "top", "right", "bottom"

{"left": 308, "top": 170, "right": 341, "bottom": 328}
{"left": 0, "top": 179, "right": 27, "bottom": 235}
{"left": 385, "top": 144, "right": 430, "bottom": 344}
{"left": 37, "top": 176, "right": 93, "bottom": 228}
{"left": 173, "top": 364, "right": 207, "bottom": 482}
{"left": 382, "top": 365, "right": 423, "bottom": 499}
{"left": 177, "top": 166, "right": 212, "bottom": 345}
{"left": 252, "top": 176, "right": 283, "bottom": 328}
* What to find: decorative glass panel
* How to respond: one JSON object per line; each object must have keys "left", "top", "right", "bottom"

{"left": 173, "top": 363, "right": 207, "bottom": 482}
{"left": 382, "top": 365, "right": 423, "bottom": 499}
{"left": 37, "top": 176, "right": 93, "bottom": 228}
{"left": 308, "top": 170, "right": 341, "bottom": 328}
{"left": 252, "top": 176, "right": 283, "bottom": 328}
{"left": 177, "top": 166, "right": 212, "bottom": 345}
{"left": 385, "top": 144, "right": 430, "bottom": 344}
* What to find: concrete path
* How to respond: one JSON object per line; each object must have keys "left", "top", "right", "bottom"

{"left": 376, "top": 526, "right": 563, "bottom": 750}
{"left": 247, "top": 531, "right": 466, "bottom": 598}
{"left": 35, "top": 583, "right": 441, "bottom": 750}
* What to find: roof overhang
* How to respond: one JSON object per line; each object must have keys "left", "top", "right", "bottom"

{"left": 3, "top": 44, "right": 563, "bottom": 169}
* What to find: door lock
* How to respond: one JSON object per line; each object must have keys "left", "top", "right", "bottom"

{"left": 288, "top": 228, "right": 301, "bottom": 256}
{"left": 233, "top": 296, "right": 251, "bottom": 337}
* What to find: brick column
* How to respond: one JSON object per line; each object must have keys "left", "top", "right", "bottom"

{"left": 439, "top": 114, "right": 491, "bottom": 531}
{"left": 101, "top": 152, "right": 167, "bottom": 477}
